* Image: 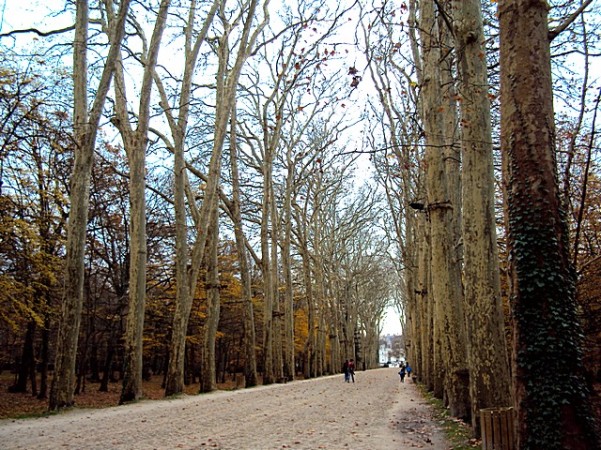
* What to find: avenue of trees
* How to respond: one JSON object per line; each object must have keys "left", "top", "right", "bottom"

{"left": 1, "top": 0, "right": 600, "bottom": 447}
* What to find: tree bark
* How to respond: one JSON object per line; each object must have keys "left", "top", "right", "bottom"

{"left": 37, "top": 316, "right": 50, "bottom": 399}
{"left": 116, "top": 0, "right": 171, "bottom": 404}
{"left": 419, "top": 0, "right": 470, "bottom": 420}
{"left": 281, "top": 148, "right": 296, "bottom": 381}
{"left": 260, "top": 145, "right": 275, "bottom": 385}
{"left": 13, "top": 320, "right": 36, "bottom": 394}
{"left": 229, "top": 108, "right": 258, "bottom": 388}
{"left": 49, "top": 0, "right": 130, "bottom": 411}
{"left": 454, "top": 0, "right": 512, "bottom": 435}
{"left": 165, "top": 0, "right": 269, "bottom": 396}
{"left": 200, "top": 206, "right": 220, "bottom": 393}
{"left": 499, "top": 0, "right": 599, "bottom": 447}
{"left": 416, "top": 211, "right": 434, "bottom": 391}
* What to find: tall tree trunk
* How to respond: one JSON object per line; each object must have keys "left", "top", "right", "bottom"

{"left": 37, "top": 315, "right": 50, "bottom": 399}
{"left": 499, "top": 0, "right": 599, "bottom": 448}
{"left": 416, "top": 212, "right": 432, "bottom": 389}
{"left": 312, "top": 208, "right": 326, "bottom": 378}
{"left": 271, "top": 192, "right": 284, "bottom": 382}
{"left": 99, "top": 334, "right": 116, "bottom": 392}
{"left": 119, "top": 130, "right": 148, "bottom": 403}
{"left": 165, "top": 0, "right": 268, "bottom": 395}
{"left": 419, "top": 0, "right": 470, "bottom": 420}
{"left": 300, "top": 239, "right": 315, "bottom": 379}
{"left": 260, "top": 153, "right": 275, "bottom": 385}
{"left": 151, "top": 0, "right": 219, "bottom": 391}
{"left": 281, "top": 153, "right": 296, "bottom": 381}
{"left": 117, "top": 0, "right": 171, "bottom": 404}
{"left": 165, "top": 78, "right": 224, "bottom": 396}
{"left": 229, "top": 110, "right": 258, "bottom": 388}
{"left": 200, "top": 206, "right": 220, "bottom": 393}
{"left": 230, "top": 108, "right": 258, "bottom": 387}
{"left": 454, "top": 0, "right": 512, "bottom": 435}
{"left": 49, "top": 0, "right": 130, "bottom": 411}
{"left": 13, "top": 320, "right": 36, "bottom": 394}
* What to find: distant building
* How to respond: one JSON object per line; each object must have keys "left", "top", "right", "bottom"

{"left": 379, "top": 342, "right": 389, "bottom": 364}
{"left": 379, "top": 334, "right": 404, "bottom": 365}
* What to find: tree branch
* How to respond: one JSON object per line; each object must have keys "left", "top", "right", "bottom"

{"left": 548, "top": 0, "right": 593, "bottom": 42}
{"left": 0, "top": 25, "right": 75, "bottom": 38}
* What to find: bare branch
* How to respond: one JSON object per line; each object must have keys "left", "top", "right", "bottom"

{"left": 548, "top": 0, "right": 594, "bottom": 42}
{"left": 0, "top": 25, "right": 75, "bottom": 38}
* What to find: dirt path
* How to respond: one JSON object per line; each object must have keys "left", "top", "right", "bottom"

{"left": 0, "top": 368, "right": 447, "bottom": 449}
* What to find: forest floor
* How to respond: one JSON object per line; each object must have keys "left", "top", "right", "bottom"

{"left": 0, "top": 367, "right": 456, "bottom": 449}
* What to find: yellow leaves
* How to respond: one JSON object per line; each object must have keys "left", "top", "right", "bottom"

{"left": 294, "top": 309, "right": 309, "bottom": 352}
{"left": 192, "top": 308, "right": 208, "bottom": 320}
{"left": 0, "top": 275, "right": 41, "bottom": 332}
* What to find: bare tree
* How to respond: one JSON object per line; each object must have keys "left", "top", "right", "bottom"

{"left": 199, "top": 205, "right": 220, "bottom": 393}
{"left": 452, "top": 0, "right": 511, "bottom": 433}
{"left": 228, "top": 106, "right": 259, "bottom": 387}
{"left": 50, "top": 0, "right": 131, "bottom": 411}
{"left": 165, "top": 0, "right": 270, "bottom": 396}
{"left": 109, "top": 0, "right": 172, "bottom": 404}
{"left": 417, "top": 0, "right": 470, "bottom": 420}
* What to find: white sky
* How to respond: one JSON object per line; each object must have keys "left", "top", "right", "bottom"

{"left": 381, "top": 305, "right": 403, "bottom": 336}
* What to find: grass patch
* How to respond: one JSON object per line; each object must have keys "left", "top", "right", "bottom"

{"left": 418, "top": 384, "right": 480, "bottom": 449}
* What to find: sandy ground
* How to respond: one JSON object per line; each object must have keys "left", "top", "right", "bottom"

{"left": 0, "top": 367, "right": 447, "bottom": 450}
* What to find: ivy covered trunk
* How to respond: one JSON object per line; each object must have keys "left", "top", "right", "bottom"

{"left": 499, "top": 0, "right": 599, "bottom": 448}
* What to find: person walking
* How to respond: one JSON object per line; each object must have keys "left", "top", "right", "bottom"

{"left": 398, "top": 365, "right": 406, "bottom": 383}
{"left": 406, "top": 363, "right": 412, "bottom": 379}
{"left": 348, "top": 359, "right": 356, "bottom": 383}
{"left": 342, "top": 360, "right": 350, "bottom": 382}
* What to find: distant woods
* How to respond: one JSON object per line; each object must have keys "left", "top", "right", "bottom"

{"left": 0, "top": 0, "right": 600, "bottom": 446}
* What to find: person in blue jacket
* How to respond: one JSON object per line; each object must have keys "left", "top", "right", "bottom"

{"left": 398, "top": 365, "right": 406, "bottom": 383}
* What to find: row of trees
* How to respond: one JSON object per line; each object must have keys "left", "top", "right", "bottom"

{"left": 1, "top": 0, "right": 394, "bottom": 406}
{"left": 1, "top": 0, "right": 600, "bottom": 446}
{"left": 357, "top": 0, "right": 601, "bottom": 447}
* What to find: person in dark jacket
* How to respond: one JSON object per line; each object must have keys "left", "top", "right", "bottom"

{"left": 342, "top": 360, "right": 350, "bottom": 382}
{"left": 398, "top": 365, "right": 406, "bottom": 383}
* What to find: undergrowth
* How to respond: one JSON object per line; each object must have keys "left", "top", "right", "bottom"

{"left": 418, "top": 384, "right": 479, "bottom": 450}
